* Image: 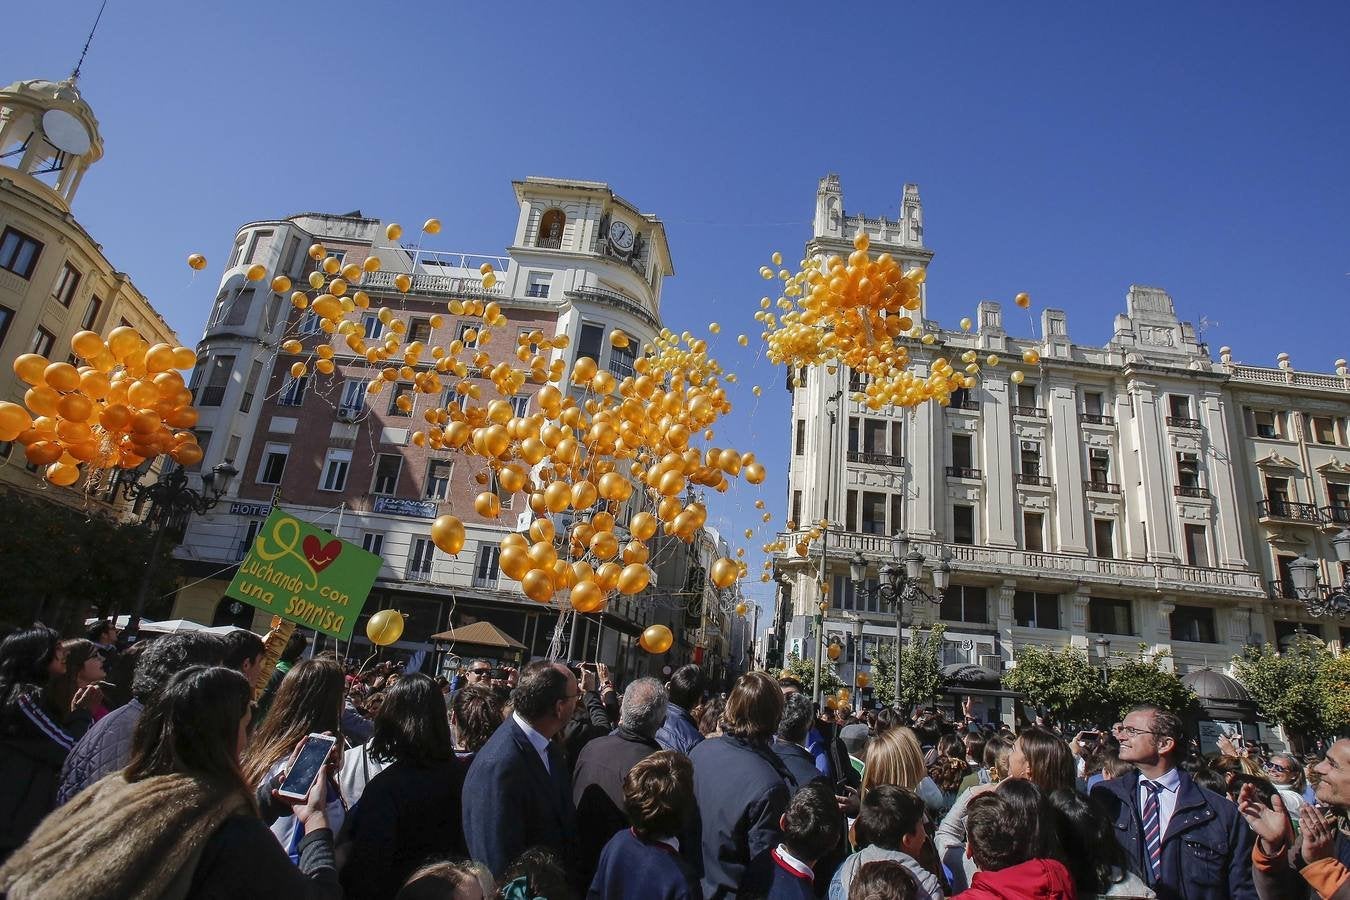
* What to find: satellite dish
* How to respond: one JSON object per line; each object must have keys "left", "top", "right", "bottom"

{"left": 41, "top": 109, "right": 91, "bottom": 156}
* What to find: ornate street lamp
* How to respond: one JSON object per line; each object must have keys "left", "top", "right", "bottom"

{"left": 116, "top": 461, "right": 237, "bottom": 638}
{"left": 1093, "top": 636, "right": 1111, "bottom": 683}
{"left": 849, "top": 530, "right": 949, "bottom": 707}
{"left": 1288, "top": 530, "right": 1350, "bottom": 620}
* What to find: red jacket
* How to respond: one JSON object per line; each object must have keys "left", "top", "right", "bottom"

{"left": 953, "top": 858, "right": 1077, "bottom": 900}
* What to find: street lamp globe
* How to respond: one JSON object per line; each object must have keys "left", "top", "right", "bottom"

{"left": 1093, "top": 636, "right": 1111, "bottom": 662}
{"left": 1289, "top": 556, "right": 1321, "bottom": 598}
{"left": 1332, "top": 529, "right": 1350, "bottom": 566}
{"left": 850, "top": 551, "right": 868, "bottom": 585}
{"left": 891, "top": 529, "right": 909, "bottom": 563}
{"left": 904, "top": 548, "right": 925, "bottom": 581}
{"left": 932, "top": 559, "right": 951, "bottom": 594}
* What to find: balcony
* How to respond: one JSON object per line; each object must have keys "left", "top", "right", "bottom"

{"left": 1167, "top": 416, "right": 1202, "bottom": 429}
{"left": 405, "top": 565, "right": 434, "bottom": 583}
{"left": 1080, "top": 412, "right": 1114, "bottom": 425}
{"left": 946, "top": 466, "right": 982, "bottom": 479}
{"left": 1267, "top": 580, "right": 1301, "bottom": 601}
{"left": 565, "top": 286, "right": 660, "bottom": 330}
{"left": 1016, "top": 473, "right": 1053, "bottom": 487}
{"left": 948, "top": 399, "right": 980, "bottom": 412}
{"left": 1174, "top": 485, "right": 1211, "bottom": 499}
{"left": 1084, "top": 480, "right": 1122, "bottom": 494}
{"left": 361, "top": 269, "right": 506, "bottom": 300}
{"left": 848, "top": 450, "right": 905, "bottom": 467}
{"left": 1323, "top": 505, "right": 1350, "bottom": 526}
{"left": 472, "top": 573, "right": 500, "bottom": 590}
{"left": 1258, "top": 499, "right": 1325, "bottom": 524}
{"left": 525, "top": 283, "right": 550, "bottom": 298}
{"left": 1011, "top": 406, "right": 1046, "bottom": 418}
{"left": 535, "top": 236, "right": 562, "bottom": 250}
{"left": 777, "top": 529, "right": 1265, "bottom": 599}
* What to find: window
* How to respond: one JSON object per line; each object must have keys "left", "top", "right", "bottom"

{"left": 861, "top": 491, "right": 887, "bottom": 535}
{"left": 296, "top": 310, "right": 321, "bottom": 335}
{"left": 1020, "top": 441, "right": 1041, "bottom": 476}
{"left": 1168, "top": 395, "right": 1192, "bottom": 419}
{"left": 258, "top": 444, "right": 289, "bottom": 485}
{"left": 1089, "top": 597, "right": 1134, "bottom": 635}
{"left": 1093, "top": 519, "right": 1115, "bottom": 558}
{"left": 199, "top": 355, "right": 235, "bottom": 406}
{"left": 239, "top": 360, "right": 263, "bottom": 414}
{"left": 443, "top": 388, "right": 467, "bottom": 411}
{"left": 372, "top": 454, "right": 402, "bottom": 495}
{"left": 575, "top": 322, "right": 604, "bottom": 365}
{"left": 425, "top": 460, "right": 452, "bottom": 500}
{"left": 50, "top": 262, "right": 81, "bottom": 306}
{"left": 1176, "top": 453, "right": 1201, "bottom": 488}
{"left": 609, "top": 340, "right": 637, "bottom": 378}
{"left": 1276, "top": 554, "right": 1298, "bottom": 598}
{"left": 952, "top": 505, "right": 975, "bottom": 545}
{"left": 951, "top": 433, "right": 973, "bottom": 469}
{"left": 1328, "top": 481, "right": 1350, "bottom": 516}
{"left": 362, "top": 313, "right": 384, "bottom": 340}
{"left": 1084, "top": 392, "right": 1104, "bottom": 416}
{"left": 191, "top": 430, "right": 212, "bottom": 470}
{"left": 526, "top": 272, "right": 552, "bottom": 298}
{"left": 510, "top": 394, "right": 529, "bottom": 417}
{"left": 30, "top": 326, "right": 55, "bottom": 357}
{"left": 950, "top": 386, "right": 973, "bottom": 408}
{"left": 846, "top": 490, "right": 857, "bottom": 532}
{"left": 361, "top": 531, "right": 384, "bottom": 556}
{"left": 457, "top": 322, "right": 480, "bottom": 349}
{"left": 235, "top": 520, "right": 264, "bottom": 562}
{"left": 281, "top": 235, "right": 302, "bottom": 274}
{"left": 1311, "top": 416, "right": 1339, "bottom": 445}
{"left": 488, "top": 470, "right": 514, "bottom": 509}
{"left": 1170, "top": 605, "right": 1217, "bottom": 643}
{"left": 1250, "top": 409, "right": 1279, "bottom": 438}
{"left": 1088, "top": 449, "right": 1111, "bottom": 486}
{"left": 863, "top": 419, "right": 887, "bottom": 454}
{"left": 278, "top": 372, "right": 308, "bottom": 407}
{"left": 832, "top": 573, "right": 882, "bottom": 614}
{"left": 408, "top": 318, "right": 431, "bottom": 344}
{"left": 537, "top": 209, "right": 566, "bottom": 247}
{"left": 0, "top": 304, "right": 13, "bottom": 353}
{"left": 1265, "top": 476, "right": 1291, "bottom": 514}
{"left": 795, "top": 420, "right": 806, "bottom": 456}
{"left": 1023, "top": 512, "right": 1044, "bottom": 552}
{"left": 227, "top": 235, "right": 247, "bottom": 268}
{"left": 791, "top": 490, "right": 802, "bottom": 526}
{"left": 223, "top": 288, "right": 255, "bottom": 327}
{"left": 940, "top": 585, "right": 989, "bottom": 624}
{"left": 474, "top": 544, "right": 501, "bottom": 585}
{"left": 389, "top": 383, "right": 413, "bottom": 417}
{"left": 0, "top": 227, "right": 43, "bottom": 279}
{"left": 1184, "top": 523, "right": 1209, "bottom": 567}
{"left": 1014, "top": 591, "right": 1059, "bottom": 629}
{"left": 891, "top": 494, "right": 904, "bottom": 536}
{"left": 80, "top": 295, "right": 102, "bottom": 331}
{"left": 341, "top": 380, "right": 366, "bottom": 415}
{"left": 245, "top": 230, "right": 273, "bottom": 264}
{"left": 1016, "top": 382, "right": 1038, "bottom": 409}
{"left": 796, "top": 367, "right": 808, "bottom": 389}
{"left": 320, "top": 449, "right": 352, "bottom": 492}
{"left": 408, "top": 538, "right": 434, "bottom": 578}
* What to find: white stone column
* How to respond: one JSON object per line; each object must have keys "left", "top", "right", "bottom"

{"left": 1048, "top": 379, "right": 1089, "bottom": 553}
{"left": 907, "top": 374, "right": 940, "bottom": 540}
{"left": 1127, "top": 378, "right": 1178, "bottom": 562}
{"left": 1200, "top": 388, "right": 1250, "bottom": 569}
{"left": 982, "top": 378, "right": 1016, "bottom": 548}
{"left": 1069, "top": 587, "right": 1091, "bottom": 650}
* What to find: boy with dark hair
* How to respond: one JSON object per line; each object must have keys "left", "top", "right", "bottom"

{"left": 831, "top": 785, "right": 940, "bottom": 899}
{"left": 588, "top": 750, "right": 700, "bottom": 900}
{"left": 955, "top": 794, "right": 1074, "bottom": 899}
{"left": 742, "top": 780, "right": 842, "bottom": 899}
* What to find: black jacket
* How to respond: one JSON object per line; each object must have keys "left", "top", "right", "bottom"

{"left": 0, "top": 695, "right": 75, "bottom": 859}
{"left": 563, "top": 690, "right": 612, "bottom": 772}
{"left": 691, "top": 735, "right": 792, "bottom": 899}
{"left": 189, "top": 819, "right": 340, "bottom": 899}
{"left": 572, "top": 727, "right": 662, "bottom": 886}
{"left": 772, "top": 738, "right": 824, "bottom": 790}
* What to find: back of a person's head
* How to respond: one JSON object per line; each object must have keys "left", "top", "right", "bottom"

{"left": 397, "top": 859, "right": 491, "bottom": 900}
{"left": 371, "top": 672, "right": 453, "bottom": 766}
{"left": 874, "top": 706, "right": 904, "bottom": 737}
{"left": 854, "top": 784, "right": 925, "bottom": 851}
{"left": 1188, "top": 765, "right": 1228, "bottom": 796}
{"left": 983, "top": 732, "right": 1015, "bottom": 780}
{"left": 131, "top": 633, "right": 227, "bottom": 705}
{"left": 220, "top": 630, "right": 265, "bottom": 670}
{"left": 1227, "top": 772, "right": 1274, "bottom": 805}
{"left": 280, "top": 629, "right": 309, "bottom": 664}
{"left": 1015, "top": 725, "right": 1077, "bottom": 793}
{"left": 623, "top": 750, "right": 693, "bottom": 841}
{"left": 451, "top": 684, "right": 504, "bottom": 755}
{"left": 776, "top": 674, "right": 805, "bottom": 695}
{"left": 511, "top": 660, "right": 568, "bottom": 722}
{"left": 781, "top": 780, "right": 841, "bottom": 864}
{"left": 667, "top": 663, "right": 706, "bottom": 709}
{"left": 697, "top": 696, "right": 725, "bottom": 736}
{"left": 125, "top": 665, "right": 252, "bottom": 800}
{"left": 619, "top": 677, "right": 668, "bottom": 738}
{"left": 862, "top": 726, "right": 925, "bottom": 795}
{"left": 0, "top": 623, "right": 60, "bottom": 713}
{"left": 1048, "top": 787, "right": 1127, "bottom": 894}
{"left": 850, "top": 859, "right": 921, "bottom": 900}
{"left": 241, "top": 655, "right": 344, "bottom": 784}
{"left": 777, "top": 690, "right": 815, "bottom": 745}
{"left": 86, "top": 620, "right": 114, "bottom": 643}
{"left": 498, "top": 847, "right": 573, "bottom": 900}
{"left": 994, "top": 778, "right": 1062, "bottom": 862}
{"left": 929, "top": 756, "right": 967, "bottom": 794}
{"left": 967, "top": 793, "right": 1032, "bottom": 873}
{"left": 723, "top": 671, "right": 783, "bottom": 741}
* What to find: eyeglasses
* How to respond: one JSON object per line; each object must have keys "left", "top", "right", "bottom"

{"left": 1112, "top": 723, "right": 1161, "bottom": 737}
{"left": 1265, "top": 762, "right": 1294, "bottom": 774}
{"left": 469, "top": 669, "right": 491, "bottom": 677}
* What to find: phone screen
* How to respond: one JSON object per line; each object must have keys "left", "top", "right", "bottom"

{"left": 278, "top": 734, "right": 335, "bottom": 798}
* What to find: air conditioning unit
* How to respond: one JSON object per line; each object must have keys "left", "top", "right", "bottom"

{"left": 336, "top": 407, "right": 359, "bottom": 422}
{"left": 1020, "top": 441, "right": 1038, "bottom": 452}
{"left": 979, "top": 653, "right": 1003, "bottom": 671}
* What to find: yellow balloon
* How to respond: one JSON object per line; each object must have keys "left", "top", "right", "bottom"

{"left": 423, "top": 218, "right": 442, "bottom": 234}
{"left": 386, "top": 223, "right": 403, "bottom": 241}
{"left": 430, "top": 515, "right": 466, "bottom": 554}
{"left": 710, "top": 557, "right": 739, "bottom": 589}
{"left": 187, "top": 253, "right": 207, "bottom": 271}
{"left": 639, "top": 624, "right": 674, "bottom": 654}
{"left": 571, "top": 580, "right": 605, "bottom": 613}
{"left": 366, "top": 609, "right": 405, "bottom": 646}
{"left": 521, "top": 568, "right": 555, "bottom": 603}
{"left": 245, "top": 263, "right": 267, "bottom": 282}
{"left": 827, "top": 643, "right": 841, "bottom": 661}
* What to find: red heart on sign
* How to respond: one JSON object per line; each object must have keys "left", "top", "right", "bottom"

{"left": 302, "top": 535, "right": 343, "bottom": 573}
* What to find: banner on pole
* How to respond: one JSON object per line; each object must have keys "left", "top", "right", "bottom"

{"left": 226, "top": 510, "right": 381, "bottom": 640}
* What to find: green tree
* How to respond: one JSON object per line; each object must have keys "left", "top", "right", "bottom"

{"left": 868, "top": 624, "right": 947, "bottom": 712}
{"left": 1003, "top": 644, "right": 1108, "bottom": 727}
{"left": 1317, "top": 650, "right": 1350, "bottom": 735}
{"left": 780, "top": 651, "right": 844, "bottom": 697}
{"left": 1233, "top": 635, "right": 1335, "bottom": 741}
{"left": 1105, "top": 648, "right": 1197, "bottom": 720}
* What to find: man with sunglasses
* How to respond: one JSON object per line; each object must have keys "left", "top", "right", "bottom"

{"left": 1091, "top": 705, "right": 1256, "bottom": 899}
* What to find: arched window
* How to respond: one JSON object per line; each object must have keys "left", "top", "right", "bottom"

{"left": 537, "top": 209, "right": 566, "bottom": 248}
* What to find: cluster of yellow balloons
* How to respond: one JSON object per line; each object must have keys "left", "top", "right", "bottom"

{"left": 824, "top": 687, "right": 852, "bottom": 711}
{"left": 3, "top": 327, "right": 202, "bottom": 487}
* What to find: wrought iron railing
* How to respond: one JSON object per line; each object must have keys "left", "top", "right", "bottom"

{"left": 1259, "top": 500, "right": 1325, "bottom": 523}
{"left": 848, "top": 450, "right": 904, "bottom": 467}
{"left": 946, "top": 466, "right": 981, "bottom": 479}
{"left": 1167, "top": 416, "right": 1202, "bottom": 429}
{"left": 1174, "top": 485, "right": 1211, "bottom": 499}
{"left": 1080, "top": 413, "right": 1114, "bottom": 425}
{"left": 1011, "top": 406, "right": 1046, "bottom": 418}
{"left": 1016, "top": 473, "right": 1053, "bottom": 487}
{"left": 1084, "top": 480, "right": 1121, "bottom": 494}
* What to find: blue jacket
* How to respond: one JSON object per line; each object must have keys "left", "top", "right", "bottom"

{"left": 655, "top": 703, "right": 704, "bottom": 756}
{"left": 587, "top": 828, "right": 700, "bottom": 900}
{"left": 1091, "top": 768, "right": 1256, "bottom": 900}
{"left": 462, "top": 717, "right": 576, "bottom": 879}
{"left": 772, "top": 738, "right": 824, "bottom": 790}
{"left": 691, "top": 735, "right": 792, "bottom": 899}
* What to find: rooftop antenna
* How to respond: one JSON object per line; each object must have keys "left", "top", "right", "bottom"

{"left": 71, "top": 0, "right": 109, "bottom": 81}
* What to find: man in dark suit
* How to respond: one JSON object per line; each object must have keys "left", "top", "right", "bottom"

{"left": 462, "top": 659, "right": 580, "bottom": 878}
{"left": 1092, "top": 705, "right": 1256, "bottom": 900}
{"left": 772, "top": 692, "right": 822, "bottom": 790}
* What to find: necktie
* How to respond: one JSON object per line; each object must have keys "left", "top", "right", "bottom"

{"left": 1141, "top": 780, "right": 1162, "bottom": 878}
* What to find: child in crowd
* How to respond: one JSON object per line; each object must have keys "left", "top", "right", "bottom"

{"left": 830, "top": 785, "right": 940, "bottom": 900}
{"left": 850, "top": 860, "right": 923, "bottom": 900}
{"left": 741, "top": 780, "right": 843, "bottom": 899}
{"left": 954, "top": 793, "right": 1074, "bottom": 900}
{"left": 587, "top": 750, "right": 700, "bottom": 900}
{"left": 397, "top": 860, "right": 492, "bottom": 900}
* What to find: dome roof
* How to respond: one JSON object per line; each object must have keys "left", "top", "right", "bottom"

{"left": 1, "top": 77, "right": 98, "bottom": 125}
{"left": 1181, "top": 668, "right": 1252, "bottom": 703}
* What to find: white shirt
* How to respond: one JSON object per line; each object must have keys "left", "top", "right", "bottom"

{"left": 773, "top": 843, "right": 814, "bottom": 879}
{"left": 656, "top": 835, "right": 680, "bottom": 853}
{"left": 1138, "top": 767, "right": 1182, "bottom": 840}
{"left": 513, "top": 711, "right": 552, "bottom": 774}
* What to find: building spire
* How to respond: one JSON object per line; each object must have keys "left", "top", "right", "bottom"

{"left": 71, "top": 0, "right": 109, "bottom": 81}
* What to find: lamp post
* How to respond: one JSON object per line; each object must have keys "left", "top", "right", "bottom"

{"left": 115, "top": 461, "right": 237, "bottom": 639}
{"left": 852, "top": 615, "right": 863, "bottom": 712}
{"left": 1092, "top": 637, "right": 1111, "bottom": 684}
{"left": 1287, "top": 530, "right": 1350, "bottom": 620}
{"left": 850, "top": 530, "right": 949, "bottom": 709}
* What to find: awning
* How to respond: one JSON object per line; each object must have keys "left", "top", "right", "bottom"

{"left": 429, "top": 620, "right": 527, "bottom": 652}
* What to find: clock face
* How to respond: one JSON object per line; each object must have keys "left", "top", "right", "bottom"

{"left": 609, "top": 220, "right": 635, "bottom": 252}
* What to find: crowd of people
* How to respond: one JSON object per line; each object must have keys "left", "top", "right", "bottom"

{"left": 0, "top": 619, "right": 1347, "bottom": 899}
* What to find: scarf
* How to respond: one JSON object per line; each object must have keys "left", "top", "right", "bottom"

{"left": 0, "top": 772, "right": 249, "bottom": 900}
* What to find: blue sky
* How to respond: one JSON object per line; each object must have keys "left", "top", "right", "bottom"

{"left": 10, "top": 1, "right": 1350, "bottom": 619}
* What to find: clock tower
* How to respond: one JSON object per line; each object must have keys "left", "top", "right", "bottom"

{"left": 0, "top": 77, "right": 103, "bottom": 212}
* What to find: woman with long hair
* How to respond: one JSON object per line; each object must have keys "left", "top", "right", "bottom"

{"left": 0, "top": 625, "right": 75, "bottom": 860}
{"left": 0, "top": 665, "right": 341, "bottom": 898}
{"left": 858, "top": 725, "right": 948, "bottom": 890}
{"left": 451, "top": 683, "right": 503, "bottom": 763}
{"left": 46, "top": 639, "right": 106, "bottom": 734}
{"left": 1047, "top": 788, "right": 1155, "bottom": 899}
{"left": 339, "top": 673, "right": 467, "bottom": 899}
{"left": 241, "top": 656, "right": 347, "bottom": 860}
{"left": 1006, "top": 725, "right": 1077, "bottom": 794}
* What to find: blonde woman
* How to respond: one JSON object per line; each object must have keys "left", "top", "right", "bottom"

{"left": 861, "top": 726, "right": 945, "bottom": 812}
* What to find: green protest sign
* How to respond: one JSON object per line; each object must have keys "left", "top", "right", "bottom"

{"left": 225, "top": 510, "right": 381, "bottom": 640}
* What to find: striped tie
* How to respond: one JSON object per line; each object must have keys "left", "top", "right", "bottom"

{"left": 1141, "top": 780, "right": 1162, "bottom": 878}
